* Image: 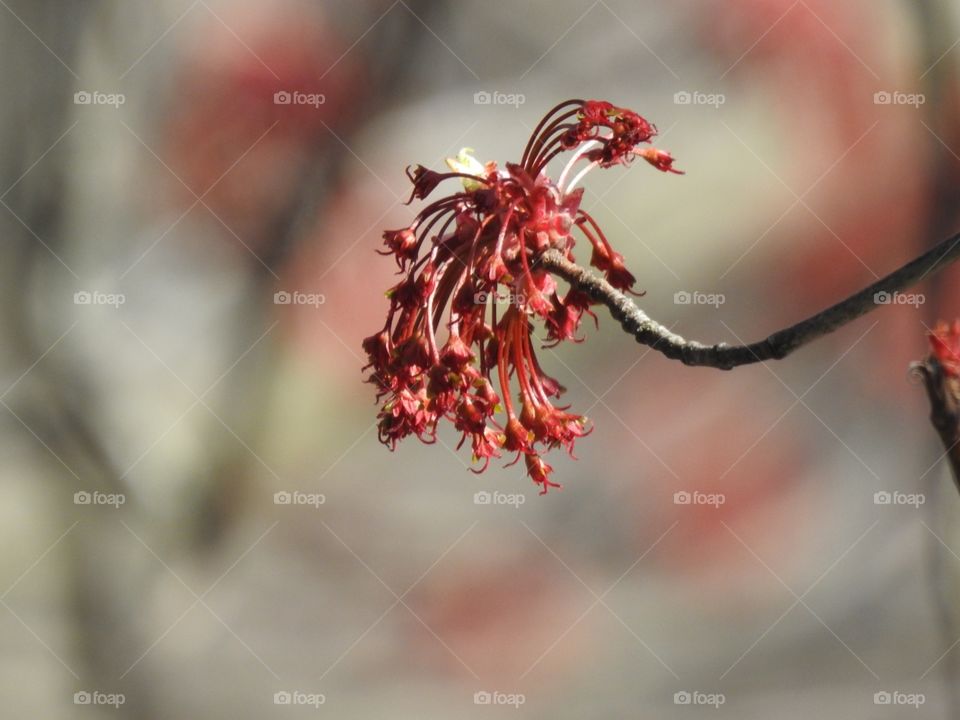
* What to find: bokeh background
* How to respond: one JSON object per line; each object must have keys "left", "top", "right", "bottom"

{"left": 2, "top": 0, "right": 960, "bottom": 717}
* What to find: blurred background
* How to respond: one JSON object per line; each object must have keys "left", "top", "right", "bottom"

{"left": 2, "top": 0, "right": 960, "bottom": 717}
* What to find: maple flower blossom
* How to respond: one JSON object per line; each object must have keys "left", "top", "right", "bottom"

{"left": 929, "top": 320, "right": 960, "bottom": 378}
{"left": 363, "top": 99, "right": 682, "bottom": 493}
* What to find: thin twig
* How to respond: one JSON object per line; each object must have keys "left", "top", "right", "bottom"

{"left": 540, "top": 229, "right": 960, "bottom": 369}
{"left": 913, "top": 359, "right": 960, "bottom": 495}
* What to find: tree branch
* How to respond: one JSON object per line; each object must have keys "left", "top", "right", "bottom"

{"left": 540, "top": 229, "right": 960, "bottom": 369}
{"left": 913, "top": 358, "right": 960, "bottom": 495}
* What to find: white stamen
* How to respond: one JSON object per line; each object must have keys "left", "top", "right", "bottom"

{"left": 564, "top": 160, "right": 600, "bottom": 194}
{"left": 557, "top": 139, "right": 601, "bottom": 190}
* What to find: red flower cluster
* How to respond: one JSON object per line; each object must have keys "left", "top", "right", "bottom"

{"left": 929, "top": 320, "right": 960, "bottom": 377}
{"left": 363, "top": 99, "right": 682, "bottom": 493}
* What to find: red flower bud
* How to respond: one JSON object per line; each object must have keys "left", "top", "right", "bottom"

{"left": 636, "top": 147, "right": 684, "bottom": 175}
{"left": 930, "top": 320, "right": 960, "bottom": 377}
{"left": 380, "top": 227, "right": 418, "bottom": 267}
{"left": 525, "top": 453, "right": 560, "bottom": 494}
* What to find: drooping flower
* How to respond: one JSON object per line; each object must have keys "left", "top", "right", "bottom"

{"left": 363, "top": 99, "right": 682, "bottom": 493}
{"left": 929, "top": 320, "right": 960, "bottom": 377}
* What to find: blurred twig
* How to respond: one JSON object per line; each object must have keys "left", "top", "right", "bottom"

{"left": 191, "top": 0, "right": 453, "bottom": 547}
{"left": 0, "top": 3, "right": 156, "bottom": 717}
{"left": 912, "top": 359, "right": 960, "bottom": 495}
